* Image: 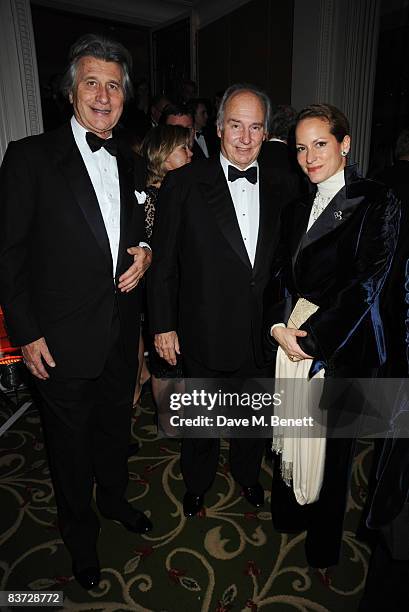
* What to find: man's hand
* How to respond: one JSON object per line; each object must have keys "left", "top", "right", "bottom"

{"left": 154, "top": 331, "right": 180, "bottom": 366}
{"left": 271, "top": 327, "right": 313, "bottom": 361}
{"left": 118, "top": 246, "right": 152, "bottom": 293}
{"left": 22, "top": 337, "right": 56, "bottom": 380}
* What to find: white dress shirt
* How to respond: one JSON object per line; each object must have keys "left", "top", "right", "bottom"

{"left": 71, "top": 116, "right": 121, "bottom": 272}
{"left": 220, "top": 152, "right": 259, "bottom": 267}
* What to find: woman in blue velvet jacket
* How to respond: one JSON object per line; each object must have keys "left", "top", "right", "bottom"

{"left": 269, "top": 104, "right": 401, "bottom": 570}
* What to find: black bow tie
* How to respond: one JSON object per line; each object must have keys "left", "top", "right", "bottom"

{"left": 196, "top": 131, "right": 203, "bottom": 138}
{"left": 228, "top": 165, "right": 257, "bottom": 184}
{"left": 86, "top": 132, "right": 117, "bottom": 156}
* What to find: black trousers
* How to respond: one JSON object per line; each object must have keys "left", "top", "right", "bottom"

{"left": 271, "top": 437, "right": 356, "bottom": 568}
{"left": 35, "top": 309, "right": 137, "bottom": 567}
{"left": 270, "top": 362, "right": 379, "bottom": 567}
{"left": 181, "top": 345, "right": 272, "bottom": 495}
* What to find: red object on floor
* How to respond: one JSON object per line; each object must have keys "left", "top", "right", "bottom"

{"left": 0, "top": 307, "right": 22, "bottom": 361}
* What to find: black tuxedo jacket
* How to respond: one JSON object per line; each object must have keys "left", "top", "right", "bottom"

{"left": 269, "top": 165, "right": 401, "bottom": 377}
{"left": 258, "top": 140, "right": 304, "bottom": 203}
{"left": 191, "top": 139, "right": 207, "bottom": 160}
{"left": 192, "top": 127, "right": 219, "bottom": 161}
{"left": 259, "top": 140, "right": 294, "bottom": 170}
{"left": 147, "top": 156, "right": 282, "bottom": 371}
{"left": 0, "top": 122, "right": 147, "bottom": 377}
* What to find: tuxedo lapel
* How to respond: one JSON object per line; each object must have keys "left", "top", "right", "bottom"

{"left": 51, "top": 124, "right": 113, "bottom": 274}
{"left": 291, "top": 194, "right": 313, "bottom": 268}
{"left": 300, "top": 186, "right": 365, "bottom": 252}
{"left": 116, "top": 149, "right": 135, "bottom": 275}
{"left": 192, "top": 139, "right": 206, "bottom": 160}
{"left": 295, "top": 165, "right": 366, "bottom": 258}
{"left": 253, "top": 167, "right": 277, "bottom": 274}
{"left": 200, "top": 159, "right": 251, "bottom": 269}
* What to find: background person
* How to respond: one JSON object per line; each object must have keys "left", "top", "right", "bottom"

{"left": 189, "top": 97, "right": 218, "bottom": 159}
{"left": 377, "top": 127, "right": 409, "bottom": 376}
{"left": 258, "top": 103, "right": 303, "bottom": 201}
{"left": 138, "top": 125, "right": 192, "bottom": 407}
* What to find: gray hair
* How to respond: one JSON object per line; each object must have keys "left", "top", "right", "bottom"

{"left": 61, "top": 33, "right": 133, "bottom": 102}
{"left": 216, "top": 83, "right": 271, "bottom": 133}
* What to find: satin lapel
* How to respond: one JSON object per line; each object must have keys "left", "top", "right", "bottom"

{"left": 200, "top": 161, "right": 251, "bottom": 269}
{"left": 116, "top": 149, "right": 135, "bottom": 275}
{"left": 299, "top": 185, "right": 365, "bottom": 252}
{"left": 52, "top": 125, "right": 113, "bottom": 274}
{"left": 291, "top": 195, "right": 313, "bottom": 268}
{"left": 253, "top": 169, "right": 276, "bottom": 274}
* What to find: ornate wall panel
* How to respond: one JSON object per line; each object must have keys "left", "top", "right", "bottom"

{"left": 0, "top": 0, "right": 43, "bottom": 161}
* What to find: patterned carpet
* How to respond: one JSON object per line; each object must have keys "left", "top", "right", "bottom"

{"left": 0, "top": 386, "right": 372, "bottom": 612}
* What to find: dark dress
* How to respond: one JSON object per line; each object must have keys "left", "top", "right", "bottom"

{"left": 144, "top": 185, "right": 183, "bottom": 378}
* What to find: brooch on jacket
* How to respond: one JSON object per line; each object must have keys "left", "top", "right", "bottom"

{"left": 334, "top": 210, "right": 343, "bottom": 220}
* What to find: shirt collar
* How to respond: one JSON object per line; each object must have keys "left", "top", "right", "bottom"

{"left": 71, "top": 116, "right": 88, "bottom": 148}
{"left": 220, "top": 152, "right": 258, "bottom": 181}
{"left": 70, "top": 116, "right": 113, "bottom": 149}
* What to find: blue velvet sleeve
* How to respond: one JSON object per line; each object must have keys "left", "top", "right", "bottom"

{"left": 298, "top": 188, "right": 401, "bottom": 364}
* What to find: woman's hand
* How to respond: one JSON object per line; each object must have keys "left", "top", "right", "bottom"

{"left": 271, "top": 326, "right": 313, "bottom": 361}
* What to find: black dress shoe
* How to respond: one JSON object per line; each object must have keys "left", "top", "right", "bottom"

{"left": 242, "top": 483, "right": 264, "bottom": 508}
{"left": 101, "top": 507, "right": 153, "bottom": 534}
{"left": 183, "top": 492, "right": 204, "bottom": 517}
{"left": 120, "top": 510, "right": 153, "bottom": 534}
{"left": 72, "top": 563, "right": 100, "bottom": 590}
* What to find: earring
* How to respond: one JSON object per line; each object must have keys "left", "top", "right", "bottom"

{"left": 341, "top": 151, "right": 347, "bottom": 157}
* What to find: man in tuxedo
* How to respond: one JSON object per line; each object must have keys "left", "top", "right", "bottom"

{"left": 0, "top": 34, "right": 152, "bottom": 590}
{"left": 150, "top": 93, "right": 171, "bottom": 127}
{"left": 160, "top": 102, "right": 193, "bottom": 130}
{"left": 160, "top": 103, "right": 206, "bottom": 161}
{"left": 148, "top": 84, "right": 282, "bottom": 517}
{"left": 190, "top": 98, "right": 209, "bottom": 158}
{"left": 160, "top": 103, "right": 194, "bottom": 149}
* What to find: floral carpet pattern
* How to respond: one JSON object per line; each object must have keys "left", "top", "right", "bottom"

{"left": 0, "top": 387, "right": 372, "bottom": 611}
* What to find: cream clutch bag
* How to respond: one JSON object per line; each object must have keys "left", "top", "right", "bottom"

{"left": 287, "top": 297, "right": 319, "bottom": 329}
